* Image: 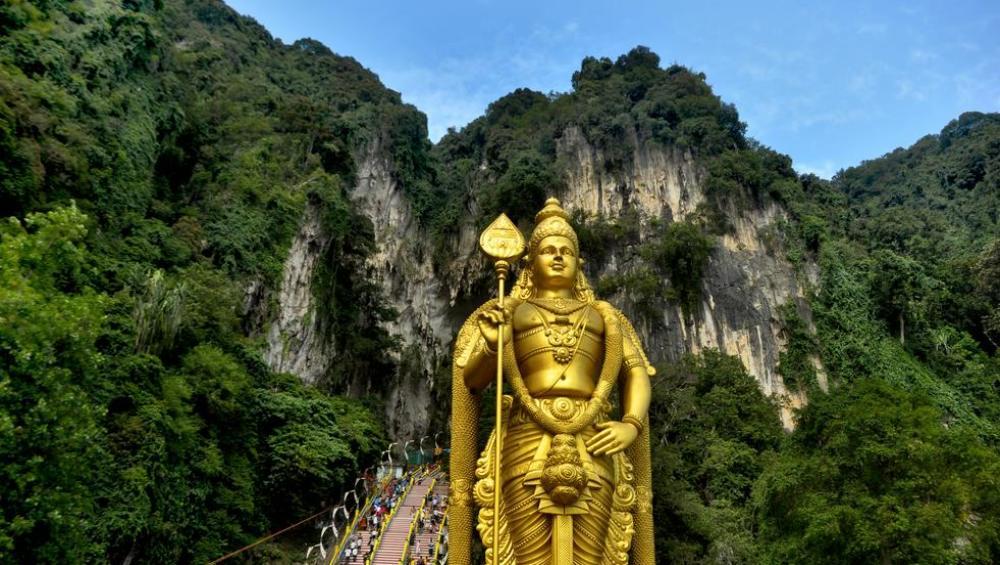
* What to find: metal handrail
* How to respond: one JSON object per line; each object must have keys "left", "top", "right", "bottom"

{"left": 430, "top": 510, "right": 448, "bottom": 564}
{"left": 327, "top": 473, "right": 392, "bottom": 565}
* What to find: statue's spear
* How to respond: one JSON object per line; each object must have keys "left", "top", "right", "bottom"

{"left": 478, "top": 213, "right": 526, "bottom": 565}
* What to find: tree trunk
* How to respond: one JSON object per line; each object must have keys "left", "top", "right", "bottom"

{"left": 122, "top": 539, "right": 138, "bottom": 565}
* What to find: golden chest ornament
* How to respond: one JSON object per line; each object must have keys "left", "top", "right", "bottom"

{"left": 528, "top": 299, "right": 590, "bottom": 365}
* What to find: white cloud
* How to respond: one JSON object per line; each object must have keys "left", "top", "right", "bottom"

{"left": 856, "top": 22, "right": 888, "bottom": 35}
{"left": 796, "top": 112, "right": 852, "bottom": 131}
{"left": 795, "top": 159, "right": 839, "bottom": 179}
{"left": 957, "top": 41, "right": 981, "bottom": 53}
{"left": 379, "top": 59, "right": 494, "bottom": 141}
{"left": 910, "top": 48, "right": 938, "bottom": 62}
{"left": 378, "top": 48, "right": 581, "bottom": 141}
{"left": 374, "top": 20, "right": 593, "bottom": 142}
{"left": 896, "top": 79, "right": 929, "bottom": 101}
{"left": 848, "top": 70, "right": 877, "bottom": 93}
{"left": 529, "top": 20, "right": 582, "bottom": 44}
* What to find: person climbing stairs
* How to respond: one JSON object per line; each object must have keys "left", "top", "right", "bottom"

{"left": 365, "top": 472, "right": 446, "bottom": 565}
{"left": 404, "top": 481, "right": 448, "bottom": 565}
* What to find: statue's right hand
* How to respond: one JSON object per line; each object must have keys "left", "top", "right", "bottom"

{"left": 477, "top": 303, "right": 511, "bottom": 352}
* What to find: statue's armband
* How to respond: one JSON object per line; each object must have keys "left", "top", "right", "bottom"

{"left": 617, "top": 309, "right": 655, "bottom": 379}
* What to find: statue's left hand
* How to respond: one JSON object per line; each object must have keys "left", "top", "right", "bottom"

{"left": 585, "top": 420, "right": 639, "bottom": 456}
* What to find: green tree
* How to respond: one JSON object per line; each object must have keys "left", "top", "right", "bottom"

{"left": 0, "top": 206, "right": 107, "bottom": 561}
{"left": 754, "top": 379, "right": 1000, "bottom": 564}
{"left": 641, "top": 220, "right": 715, "bottom": 316}
{"left": 975, "top": 239, "right": 1000, "bottom": 348}
{"left": 867, "top": 249, "right": 933, "bottom": 345}
{"left": 650, "top": 351, "right": 783, "bottom": 564}
{"left": 255, "top": 375, "right": 385, "bottom": 524}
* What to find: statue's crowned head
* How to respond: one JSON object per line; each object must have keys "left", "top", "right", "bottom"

{"left": 513, "top": 197, "right": 595, "bottom": 302}
{"left": 529, "top": 197, "right": 579, "bottom": 257}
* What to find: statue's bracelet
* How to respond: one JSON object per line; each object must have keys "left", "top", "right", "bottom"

{"left": 622, "top": 415, "right": 644, "bottom": 433}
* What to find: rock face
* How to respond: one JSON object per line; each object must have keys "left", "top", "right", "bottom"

{"left": 264, "top": 197, "right": 332, "bottom": 384}
{"left": 266, "top": 128, "right": 815, "bottom": 433}
{"left": 348, "top": 138, "right": 453, "bottom": 436}
{"left": 555, "top": 126, "right": 816, "bottom": 428}
{"left": 558, "top": 126, "right": 704, "bottom": 221}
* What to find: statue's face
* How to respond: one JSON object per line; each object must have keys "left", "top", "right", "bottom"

{"left": 531, "top": 235, "right": 578, "bottom": 290}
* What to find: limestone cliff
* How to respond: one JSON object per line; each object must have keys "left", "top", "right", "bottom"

{"left": 265, "top": 124, "right": 818, "bottom": 433}
{"left": 264, "top": 197, "right": 332, "bottom": 385}
{"left": 555, "top": 125, "right": 820, "bottom": 427}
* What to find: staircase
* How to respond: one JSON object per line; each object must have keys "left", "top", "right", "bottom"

{"left": 406, "top": 481, "right": 448, "bottom": 564}
{"left": 365, "top": 474, "right": 446, "bottom": 565}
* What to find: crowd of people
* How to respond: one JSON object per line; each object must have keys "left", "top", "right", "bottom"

{"left": 333, "top": 470, "right": 449, "bottom": 565}
{"left": 416, "top": 491, "right": 446, "bottom": 536}
{"left": 339, "top": 475, "right": 410, "bottom": 564}
{"left": 405, "top": 487, "right": 447, "bottom": 565}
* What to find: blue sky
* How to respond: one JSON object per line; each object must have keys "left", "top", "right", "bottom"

{"left": 227, "top": 0, "right": 999, "bottom": 178}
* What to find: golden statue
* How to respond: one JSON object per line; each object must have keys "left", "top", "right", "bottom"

{"left": 450, "top": 198, "right": 655, "bottom": 565}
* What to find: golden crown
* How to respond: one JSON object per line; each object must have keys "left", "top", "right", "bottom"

{"left": 529, "top": 197, "right": 578, "bottom": 255}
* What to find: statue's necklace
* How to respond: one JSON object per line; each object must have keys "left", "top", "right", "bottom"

{"left": 502, "top": 300, "right": 624, "bottom": 435}
{"left": 527, "top": 297, "right": 589, "bottom": 316}
{"left": 528, "top": 300, "right": 589, "bottom": 364}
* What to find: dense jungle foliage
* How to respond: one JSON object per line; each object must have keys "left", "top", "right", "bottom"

{"left": 0, "top": 0, "right": 407, "bottom": 561}
{"left": 1, "top": 0, "right": 998, "bottom": 563}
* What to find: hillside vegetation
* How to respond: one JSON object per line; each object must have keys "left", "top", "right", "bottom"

{"left": 0, "top": 0, "right": 998, "bottom": 563}
{"left": 0, "top": 0, "right": 408, "bottom": 561}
